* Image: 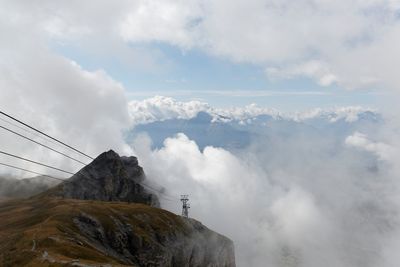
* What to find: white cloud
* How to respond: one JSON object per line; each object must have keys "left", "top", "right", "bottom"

{"left": 266, "top": 61, "right": 338, "bottom": 86}
{"left": 346, "top": 132, "right": 394, "bottom": 161}
{"left": 128, "top": 96, "right": 377, "bottom": 125}
{"left": 294, "top": 106, "right": 377, "bottom": 122}
{"left": 134, "top": 132, "right": 400, "bottom": 266}
{"left": 116, "top": 0, "right": 400, "bottom": 90}
{"left": 270, "top": 187, "right": 331, "bottom": 249}
{"left": 120, "top": 0, "right": 203, "bottom": 48}
{"left": 128, "top": 96, "right": 282, "bottom": 124}
{"left": 2, "top": 0, "right": 400, "bottom": 91}
{"left": 128, "top": 96, "right": 210, "bottom": 125}
{"left": 0, "top": 3, "right": 133, "bottom": 177}
{"left": 126, "top": 89, "right": 332, "bottom": 98}
{"left": 192, "top": 0, "right": 400, "bottom": 90}
{"left": 210, "top": 103, "right": 282, "bottom": 123}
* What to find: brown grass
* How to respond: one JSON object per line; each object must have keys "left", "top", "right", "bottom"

{"left": 0, "top": 197, "right": 188, "bottom": 266}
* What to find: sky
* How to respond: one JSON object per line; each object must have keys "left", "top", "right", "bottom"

{"left": 54, "top": 41, "right": 383, "bottom": 110}
{"left": 4, "top": 0, "right": 395, "bottom": 111}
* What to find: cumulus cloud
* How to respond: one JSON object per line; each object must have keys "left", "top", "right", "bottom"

{"left": 128, "top": 96, "right": 210, "bottom": 125}
{"left": 118, "top": 0, "right": 400, "bottom": 90}
{"left": 0, "top": 1, "right": 133, "bottom": 177}
{"left": 133, "top": 131, "right": 400, "bottom": 267}
{"left": 346, "top": 132, "right": 395, "bottom": 161}
{"left": 120, "top": 0, "right": 203, "bottom": 48}
{"left": 2, "top": 0, "right": 400, "bottom": 91}
{"left": 266, "top": 61, "right": 338, "bottom": 87}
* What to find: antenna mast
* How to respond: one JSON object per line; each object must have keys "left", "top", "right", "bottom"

{"left": 180, "top": 195, "right": 190, "bottom": 218}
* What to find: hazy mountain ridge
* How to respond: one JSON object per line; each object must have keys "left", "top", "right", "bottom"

{"left": 129, "top": 106, "right": 382, "bottom": 150}
{"left": 128, "top": 96, "right": 379, "bottom": 126}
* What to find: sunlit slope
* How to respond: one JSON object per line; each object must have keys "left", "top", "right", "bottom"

{"left": 0, "top": 198, "right": 235, "bottom": 267}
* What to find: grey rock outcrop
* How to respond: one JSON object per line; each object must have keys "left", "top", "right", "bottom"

{"left": 73, "top": 210, "right": 236, "bottom": 267}
{"left": 46, "top": 150, "right": 159, "bottom": 207}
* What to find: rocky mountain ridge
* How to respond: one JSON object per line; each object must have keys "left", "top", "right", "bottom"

{"left": 42, "top": 150, "right": 159, "bottom": 207}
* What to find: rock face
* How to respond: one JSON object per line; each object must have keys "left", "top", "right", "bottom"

{"left": 73, "top": 207, "right": 236, "bottom": 267}
{"left": 46, "top": 150, "right": 159, "bottom": 207}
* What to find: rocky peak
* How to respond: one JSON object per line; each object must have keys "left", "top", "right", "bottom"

{"left": 47, "top": 150, "right": 159, "bottom": 207}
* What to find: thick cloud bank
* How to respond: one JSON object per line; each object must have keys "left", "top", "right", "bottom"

{"left": 118, "top": 0, "right": 400, "bottom": 90}
{"left": 3, "top": 0, "right": 400, "bottom": 91}
{"left": 0, "top": 2, "right": 133, "bottom": 177}
{"left": 133, "top": 128, "right": 400, "bottom": 266}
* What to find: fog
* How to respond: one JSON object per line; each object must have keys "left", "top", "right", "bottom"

{"left": 133, "top": 121, "right": 400, "bottom": 266}
{"left": 0, "top": 176, "right": 60, "bottom": 199}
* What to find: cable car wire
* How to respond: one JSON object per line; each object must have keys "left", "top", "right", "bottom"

{"left": 0, "top": 110, "right": 94, "bottom": 159}
{"left": 0, "top": 125, "right": 87, "bottom": 165}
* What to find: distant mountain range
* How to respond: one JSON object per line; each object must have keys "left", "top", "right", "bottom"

{"left": 127, "top": 99, "right": 383, "bottom": 150}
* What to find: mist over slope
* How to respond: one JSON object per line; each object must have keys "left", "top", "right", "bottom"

{"left": 128, "top": 97, "right": 399, "bottom": 267}
{"left": 0, "top": 176, "right": 60, "bottom": 200}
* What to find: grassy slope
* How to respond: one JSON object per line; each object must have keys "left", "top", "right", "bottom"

{"left": 0, "top": 197, "right": 188, "bottom": 267}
